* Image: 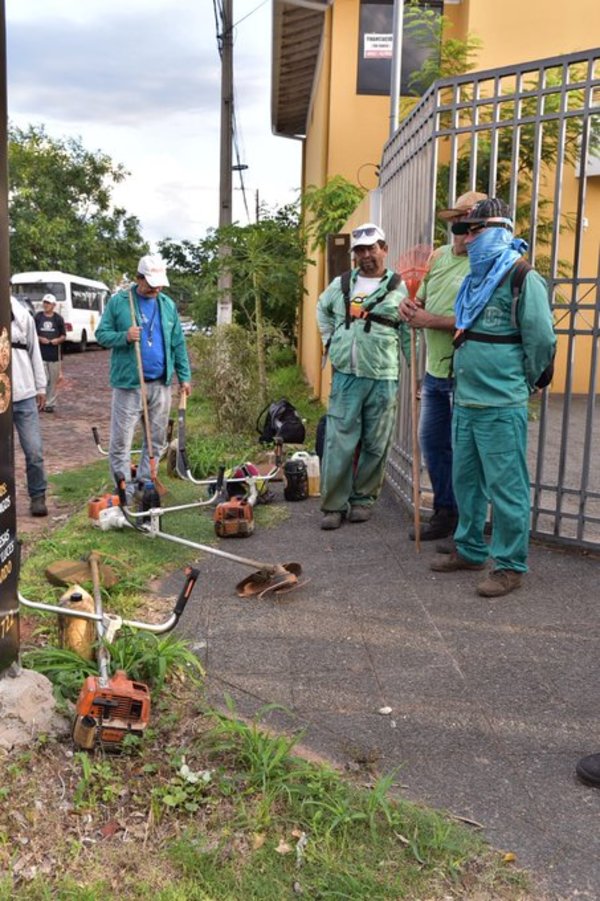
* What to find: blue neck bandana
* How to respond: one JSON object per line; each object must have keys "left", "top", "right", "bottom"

{"left": 454, "top": 226, "right": 528, "bottom": 330}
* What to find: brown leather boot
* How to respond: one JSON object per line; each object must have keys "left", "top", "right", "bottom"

{"left": 477, "top": 569, "right": 522, "bottom": 597}
{"left": 430, "top": 552, "right": 486, "bottom": 573}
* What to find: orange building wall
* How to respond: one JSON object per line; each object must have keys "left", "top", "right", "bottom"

{"left": 297, "top": 0, "right": 600, "bottom": 398}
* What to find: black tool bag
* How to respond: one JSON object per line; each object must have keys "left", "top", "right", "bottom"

{"left": 257, "top": 398, "right": 306, "bottom": 445}
{"left": 283, "top": 459, "right": 309, "bottom": 501}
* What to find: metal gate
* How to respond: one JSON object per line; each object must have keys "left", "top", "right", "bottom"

{"left": 379, "top": 47, "right": 600, "bottom": 550}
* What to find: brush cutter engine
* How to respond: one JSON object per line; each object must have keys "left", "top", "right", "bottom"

{"left": 73, "top": 669, "right": 151, "bottom": 750}
{"left": 214, "top": 496, "right": 255, "bottom": 537}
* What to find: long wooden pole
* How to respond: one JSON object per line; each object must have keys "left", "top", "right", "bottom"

{"left": 410, "top": 328, "right": 421, "bottom": 552}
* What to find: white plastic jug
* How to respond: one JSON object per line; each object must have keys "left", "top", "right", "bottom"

{"left": 307, "top": 454, "right": 321, "bottom": 497}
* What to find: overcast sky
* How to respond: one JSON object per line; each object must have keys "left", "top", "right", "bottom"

{"left": 5, "top": 0, "right": 302, "bottom": 247}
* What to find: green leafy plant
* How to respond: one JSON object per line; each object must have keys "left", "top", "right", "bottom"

{"left": 152, "top": 753, "right": 213, "bottom": 818}
{"left": 73, "top": 753, "right": 123, "bottom": 810}
{"left": 303, "top": 175, "right": 366, "bottom": 250}
{"left": 108, "top": 628, "right": 205, "bottom": 693}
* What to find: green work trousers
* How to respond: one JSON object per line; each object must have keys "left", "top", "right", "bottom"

{"left": 452, "top": 404, "right": 530, "bottom": 573}
{"left": 321, "top": 370, "right": 398, "bottom": 513}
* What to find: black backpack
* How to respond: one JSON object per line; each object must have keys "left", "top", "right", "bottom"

{"left": 257, "top": 399, "right": 306, "bottom": 445}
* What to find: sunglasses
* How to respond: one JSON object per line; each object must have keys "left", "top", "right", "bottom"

{"left": 352, "top": 226, "right": 380, "bottom": 239}
{"left": 451, "top": 220, "right": 512, "bottom": 236}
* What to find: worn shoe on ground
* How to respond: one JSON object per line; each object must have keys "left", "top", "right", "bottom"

{"left": 348, "top": 505, "right": 372, "bottom": 523}
{"left": 30, "top": 494, "right": 48, "bottom": 517}
{"left": 321, "top": 511, "right": 343, "bottom": 530}
{"left": 477, "top": 569, "right": 522, "bottom": 597}
{"left": 576, "top": 753, "right": 600, "bottom": 787}
{"left": 430, "top": 551, "right": 485, "bottom": 573}
{"left": 435, "top": 537, "right": 456, "bottom": 555}
{"left": 409, "top": 508, "right": 457, "bottom": 541}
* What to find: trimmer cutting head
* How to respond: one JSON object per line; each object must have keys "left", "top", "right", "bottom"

{"left": 235, "top": 562, "right": 304, "bottom": 599}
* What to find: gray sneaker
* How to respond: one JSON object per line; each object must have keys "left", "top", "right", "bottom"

{"left": 321, "top": 511, "right": 343, "bottom": 530}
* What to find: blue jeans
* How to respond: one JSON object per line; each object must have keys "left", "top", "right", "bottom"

{"left": 13, "top": 397, "right": 47, "bottom": 498}
{"left": 109, "top": 384, "right": 172, "bottom": 491}
{"left": 419, "top": 372, "right": 456, "bottom": 512}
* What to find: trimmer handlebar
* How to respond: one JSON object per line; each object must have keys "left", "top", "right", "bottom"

{"left": 173, "top": 566, "right": 200, "bottom": 619}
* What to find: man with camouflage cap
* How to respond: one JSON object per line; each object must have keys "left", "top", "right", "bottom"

{"left": 430, "top": 198, "right": 556, "bottom": 597}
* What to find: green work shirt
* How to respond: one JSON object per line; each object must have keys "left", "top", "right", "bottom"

{"left": 416, "top": 244, "right": 470, "bottom": 378}
{"left": 453, "top": 267, "right": 556, "bottom": 408}
{"left": 317, "top": 268, "right": 411, "bottom": 380}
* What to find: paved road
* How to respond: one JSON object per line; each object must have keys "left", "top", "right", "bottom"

{"left": 162, "top": 482, "right": 600, "bottom": 900}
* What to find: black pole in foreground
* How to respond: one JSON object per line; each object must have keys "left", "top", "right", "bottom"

{"left": 0, "top": 0, "right": 20, "bottom": 674}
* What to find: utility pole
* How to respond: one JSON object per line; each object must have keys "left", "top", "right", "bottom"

{"left": 217, "top": 0, "right": 233, "bottom": 325}
{"left": 389, "top": 0, "right": 404, "bottom": 138}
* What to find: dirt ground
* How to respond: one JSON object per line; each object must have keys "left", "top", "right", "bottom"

{"left": 14, "top": 346, "right": 113, "bottom": 537}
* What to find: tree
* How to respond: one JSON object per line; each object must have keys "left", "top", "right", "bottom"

{"left": 302, "top": 176, "right": 366, "bottom": 250}
{"left": 8, "top": 124, "right": 148, "bottom": 284}
{"left": 159, "top": 201, "right": 309, "bottom": 341}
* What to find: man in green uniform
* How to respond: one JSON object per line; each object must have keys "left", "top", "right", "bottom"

{"left": 430, "top": 198, "right": 556, "bottom": 597}
{"left": 399, "top": 191, "right": 487, "bottom": 541}
{"left": 317, "top": 223, "right": 411, "bottom": 530}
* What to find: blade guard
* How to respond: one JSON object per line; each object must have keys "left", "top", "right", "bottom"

{"left": 235, "top": 562, "right": 304, "bottom": 598}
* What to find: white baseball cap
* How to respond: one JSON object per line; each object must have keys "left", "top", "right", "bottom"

{"left": 42, "top": 293, "right": 57, "bottom": 305}
{"left": 137, "top": 254, "right": 169, "bottom": 288}
{"left": 350, "top": 222, "right": 386, "bottom": 250}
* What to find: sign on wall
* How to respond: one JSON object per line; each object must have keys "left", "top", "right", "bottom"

{"left": 357, "top": 0, "right": 443, "bottom": 96}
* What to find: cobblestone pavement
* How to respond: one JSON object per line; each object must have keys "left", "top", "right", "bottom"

{"left": 14, "top": 347, "right": 113, "bottom": 538}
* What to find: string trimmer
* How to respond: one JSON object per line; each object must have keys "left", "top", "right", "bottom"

{"left": 99, "top": 473, "right": 305, "bottom": 598}
{"left": 19, "top": 559, "right": 199, "bottom": 749}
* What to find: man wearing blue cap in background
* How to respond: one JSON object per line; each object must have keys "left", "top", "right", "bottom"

{"left": 317, "top": 223, "right": 411, "bottom": 530}
{"left": 430, "top": 198, "right": 556, "bottom": 597}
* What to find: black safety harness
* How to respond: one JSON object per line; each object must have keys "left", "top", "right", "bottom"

{"left": 451, "top": 258, "right": 554, "bottom": 389}
{"left": 340, "top": 269, "right": 403, "bottom": 332}
{"left": 452, "top": 258, "right": 532, "bottom": 351}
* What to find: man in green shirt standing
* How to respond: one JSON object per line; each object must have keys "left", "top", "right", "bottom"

{"left": 430, "top": 198, "right": 556, "bottom": 597}
{"left": 399, "top": 191, "right": 487, "bottom": 542}
{"left": 317, "top": 223, "right": 411, "bottom": 530}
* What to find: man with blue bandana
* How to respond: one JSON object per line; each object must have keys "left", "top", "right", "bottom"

{"left": 430, "top": 198, "right": 556, "bottom": 597}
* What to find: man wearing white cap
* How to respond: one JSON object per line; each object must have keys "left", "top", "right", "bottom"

{"left": 97, "top": 254, "right": 191, "bottom": 493}
{"left": 317, "top": 223, "right": 411, "bottom": 530}
{"left": 34, "top": 293, "right": 66, "bottom": 413}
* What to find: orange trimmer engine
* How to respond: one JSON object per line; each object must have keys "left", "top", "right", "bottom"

{"left": 87, "top": 493, "right": 121, "bottom": 520}
{"left": 73, "top": 669, "right": 151, "bottom": 750}
{"left": 214, "top": 496, "right": 255, "bottom": 538}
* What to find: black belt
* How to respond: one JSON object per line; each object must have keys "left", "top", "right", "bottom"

{"left": 144, "top": 377, "right": 165, "bottom": 383}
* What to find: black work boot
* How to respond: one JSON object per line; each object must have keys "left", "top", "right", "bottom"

{"left": 30, "top": 494, "right": 48, "bottom": 517}
{"left": 409, "top": 507, "right": 457, "bottom": 542}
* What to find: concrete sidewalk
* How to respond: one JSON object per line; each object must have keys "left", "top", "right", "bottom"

{"left": 166, "top": 482, "right": 600, "bottom": 899}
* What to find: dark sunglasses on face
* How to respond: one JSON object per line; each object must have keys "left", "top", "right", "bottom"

{"left": 451, "top": 220, "right": 512, "bottom": 236}
{"left": 352, "top": 226, "right": 379, "bottom": 239}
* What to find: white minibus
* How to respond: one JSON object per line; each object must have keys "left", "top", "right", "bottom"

{"left": 11, "top": 270, "right": 110, "bottom": 352}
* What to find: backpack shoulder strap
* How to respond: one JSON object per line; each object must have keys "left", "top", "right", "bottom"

{"left": 362, "top": 271, "right": 402, "bottom": 332}
{"left": 510, "top": 258, "right": 533, "bottom": 328}
{"left": 340, "top": 270, "right": 352, "bottom": 329}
